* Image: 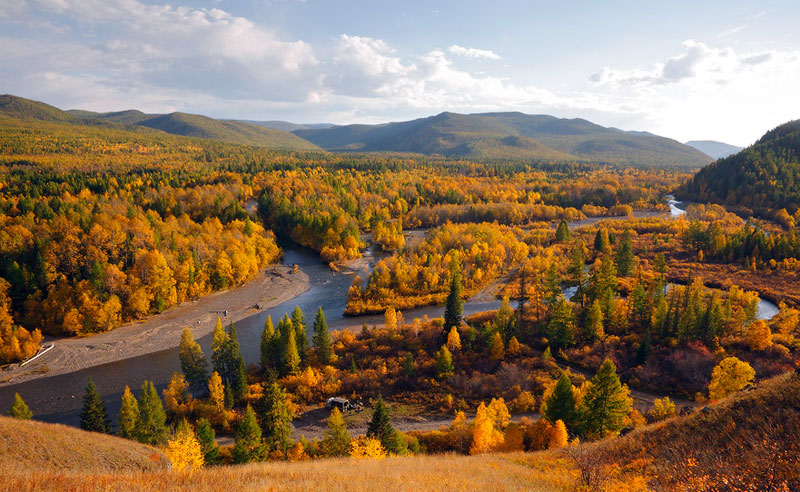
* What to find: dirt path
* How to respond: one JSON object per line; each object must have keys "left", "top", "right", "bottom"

{"left": 0, "top": 265, "right": 309, "bottom": 386}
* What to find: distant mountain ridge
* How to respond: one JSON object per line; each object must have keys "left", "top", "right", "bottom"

{"left": 685, "top": 140, "right": 743, "bottom": 159}
{"left": 679, "top": 119, "right": 800, "bottom": 214}
{"left": 294, "top": 111, "right": 712, "bottom": 168}
{"left": 0, "top": 95, "right": 319, "bottom": 150}
{"left": 1, "top": 94, "right": 712, "bottom": 167}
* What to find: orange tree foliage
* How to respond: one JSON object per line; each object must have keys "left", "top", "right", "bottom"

{"left": 346, "top": 222, "right": 528, "bottom": 314}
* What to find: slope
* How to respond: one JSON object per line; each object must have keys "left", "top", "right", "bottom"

{"left": 684, "top": 140, "right": 743, "bottom": 159}
{"left": 1, "top": 373, "right": 796, "bottom": 491}
{"left": 1, "top": 95, "right": 320, "bottom": 151}
{"left": 135, "top": 113, "right": 320, "bottom": 150}
{"left": 295, "top": 111, "right": 711, "bottom": 167}
{"left": 679, "top": 119, "right": 800, "bottom": 214}
{"left": 0, "top": 415, "right": 168, "bottom": 473}
{"left": 0, "top": 94, "right": 78, "bottom": 122}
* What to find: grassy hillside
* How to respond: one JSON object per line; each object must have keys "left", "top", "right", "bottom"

{"left": 1, "top": 95, "right": 319, "bottom": 151}
{"left": 295, "top": 111, "right": 711, "bottom": 168}
{"left": 0, "top": 416, "right": 168, "bottom": 473}
{"left": 679, "top": 119, "right": 800, "bottom": 215}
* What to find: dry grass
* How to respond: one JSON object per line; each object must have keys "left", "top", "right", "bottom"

{"left": 3, "top": 452, "right": 577, "bottom": 492}
{"left": 0, "top": 416, "right": 168, "bottom": 473}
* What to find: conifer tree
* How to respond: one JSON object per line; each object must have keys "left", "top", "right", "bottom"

{"left": 322, "top": 407, "right": 351, "bottom": 457}
{"left": 258, "top": 381, "right": 293, "bottom": 455}
{"left": 434, "top": 345, "right": 454, "bottom": 380}
{"left": 594, "top": 228, "right": 611, "bottom": 253}
{"left": 366, "top": 396, "right": 400, "bottom": 454}
{"left": 136, "top": 380, "right": 168, "bottom": 445}
{"left": 489, "top": 331, "right": 505, "bottom": 361}
{"left": 584, "top": 299, "right": 605, "bottom": 342}
{"left": 8, "top": 393, "right": 32, "bottom": 420}
{"left": 544, "top": 263, "right": 562, "bottom": 305}
{"left": 260, "top": 315, "right": 277, "bottom": 368}
{"left": 291, "top": 306, "right": 310, "bottom": 365}
{"left": 312, "top": 307, "right": 333, "bottom": 365}
{"left": 284, "top": 327, "right": 300, "bottom": 375}
{"left": 541, "top": 373, "right": 578, "bottom": 429}
{"left": 567, "top": 241, "right": 587, "bottom": 307}
{"left": 80, "top": 377, "right": 110, "bottom": 433}
{"left": 581, "top": 359, "right": 631, "bottom": 438}
{"left": 615, "top": 230, "right": 635, "bottom": 277}
{"left": 211, "top": 317, "right": 227, "bottom": 354}
{"left": 547, "top": 296, "right": 575, "bottom": 350}
{"left": 118, "top": 385, "right": 139, "bottom": 439}
{"left": 494, "top": 295, "right": 516, "bottom": 342}
{"left": 549, "top": 420, "right": 568, "bottom": 449}
{"left": 233, "top": 405, "right": 262, "bottom": 464}
{"left": 195, "top": 418, "right": 219, "bottom": 465}
{"left": 179, "top": 326, "right": 208, "bottom": 390}
{"left": 555, "top": 219, "right": 571, "bottom": 243}
{"left": 446, "top": 325, "right": 461, "bottom": 352}
{"left": 403, "top": 353, "right": 417, "bottom": 378}
{"left": 443, "top": 265, "right": 463, "bottom": 331}
{"left": 227, "top": 324, "right": 248, "bottom": 403}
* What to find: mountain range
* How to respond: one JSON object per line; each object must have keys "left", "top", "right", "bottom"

{"left": 684, "top": 140, "right": 743, "bottom": 159}
{"left": 1, "top": 94, "right": 721, "bottom": 167}
{"left": 293, "top": 111, "right": 713, "bottom": 168}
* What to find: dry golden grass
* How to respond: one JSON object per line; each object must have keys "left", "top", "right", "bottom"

{"left": 0, "top": 416, "right": 168, "bottom": 473}
{"left": 3, "top": 452, "right": 577, "bottom": 492}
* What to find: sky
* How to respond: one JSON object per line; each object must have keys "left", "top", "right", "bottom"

{"left": 1, "top": 0, "right": 799, "bottom": 146}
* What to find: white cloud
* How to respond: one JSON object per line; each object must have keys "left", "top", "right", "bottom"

{"left": 448, "top": 45, "right": 501, "bottom": 60}
{"left": 588, "top": 40, "right": 800, "bottom": 144}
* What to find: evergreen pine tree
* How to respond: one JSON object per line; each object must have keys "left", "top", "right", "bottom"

{"left": 227, "top": 324, "right": 248, "bottom": 403}
{"left": 233, "top": 405, "right": 262, "bottom": 464}
{"left": 195, "top": 418, "right": 219, "bottom": 465}
{"left": 312, "top": 307, "right": 333, "bottom": 365}
{"left": 567, "top": 241, "right": 587, "bottom": 307}
{"left": 542, "top": 373, "right": 578, "bottom": 430}
{"left": 555, "top": 219, "right": 571, "bottom": 243}
{"left": 179, "top": 326, "right": 208, "bottom": 390}
{"left": 547, "top": 296, "right": 575, "bottom": 350}
{"left": 366, "top": 396, "right": 400, "bottom": 454}
{"left": 581, "top": 359, "right": 631, "bottom": 438}
{"left": 594, "top": 229, "right": 611, "bottom": 253}
{"left": 8, "top": 393, "right": 32, "bottom": 420}
{"left": 260, "top": 315, "right": 276, "bottom": 368}
{"left": 434, "top": 345, "right": 454, "bottom": 380}
{"left": 583, "top": 299, "right": 605, "bottom": 342}
{"left": 443, "top": 266, "right": 463, "bottom": 331}
{"left": 118, "top": 385, "right": 139, "bottom": 439}
{"left": 291, "top": 306, "right": 311, "bottom": 365}
{"left": 284, "top": 326, "right": 300, "bottom": 375}
{"left": 322, "top": 407, "right": 351, "bottom": 457}
{"left": 615, "top": 230, "right": 635, "bottom": 277}
{"left": 80, "top": 377, "right": 110, "bottom": 433}
{"left": 544, "top": 263, "right": 562, "bottom": 305}
{"left": 257, "top": 382, "right": 293, "bottom": 455}
{"left": 135, "top": 380, "right": 168, "bottom": 445}
{"left": 403, "top": 352, "right": 417, "bottom": 377}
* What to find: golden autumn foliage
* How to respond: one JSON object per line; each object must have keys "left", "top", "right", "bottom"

{"left": 548, "top": 420, "right": 569, "bottom": 449}
{"left": 349, "top": 436, "right": 387, "bottom": 459}
{"left": 164, "top": 423, "right": 204, "bottom": 472}
{"left": 708, "top": 357, "right": 755, "bottom": 401}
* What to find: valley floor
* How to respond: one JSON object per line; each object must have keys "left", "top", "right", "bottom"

{"left": 0, "top": 265, "right": 309, "bottom": 386}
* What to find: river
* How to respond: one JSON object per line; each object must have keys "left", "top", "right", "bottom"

{"left": 0, "top": 195, "right": 770, "bottom": 427}
{"left": 0, "top": 241, "right": 500, "bottom": 427}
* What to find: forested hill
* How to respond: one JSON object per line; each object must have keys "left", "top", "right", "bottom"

{"left": 678, "top": 119, "right": 800, "bottom": 216}
{"left": 294, "top": 111, "right": 712, "bottom": 168}
{"left": 0, "top": 95, "right": 319, "bottom": 150}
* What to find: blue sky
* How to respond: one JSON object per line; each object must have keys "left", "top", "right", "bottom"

{"left": 1, "top": 0, "right": 799, "bottom": 145}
